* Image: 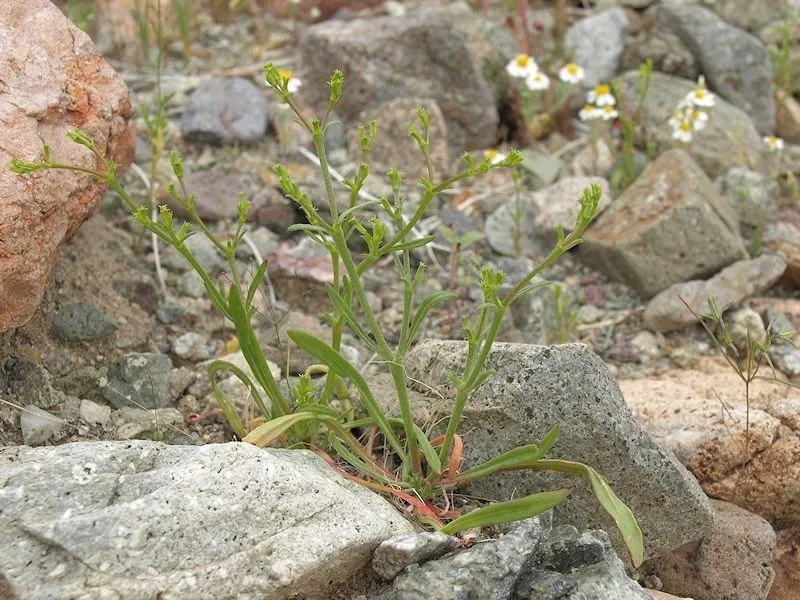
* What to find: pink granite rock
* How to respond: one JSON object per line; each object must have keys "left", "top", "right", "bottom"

{"left": 0, "top": 0, "right": 132, "bottom": 332}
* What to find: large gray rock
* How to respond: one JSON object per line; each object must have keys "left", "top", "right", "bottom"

{"left": 643, "top": 255, "right": 787, "bottom": 333}
{"left": 658, "top": 5, "right": 775, "bottom": 134}
{"left": 697, "top": 0, "right": 794, "bottom": 36}
{"left": 565, "top": 8, "right": 629, "bottom": 89}
{"left": 400, "top": 340, "right": 713, "bottom": 560}
{"left": 383, "top": 514, "right": 650, "bottom": 599}
{"left": 642, "top": 499, "right": 776, "bottom": 600}
{"left": 615, "top": 71, "right": 762, "bottom": 178}
{"left": 181, "top": 77, "right": 270, "bottom": 145}
{"left": 0, "top": 441, "right": 413, "bottom": 600}
{"left": 372, "top": 531, "right": 459, "bottom": 580}
{"left": 299, "top": 3, "right": 515, "bottom": 152}
{"left": 581, "top": 149, "right": 747, "bottom": 299}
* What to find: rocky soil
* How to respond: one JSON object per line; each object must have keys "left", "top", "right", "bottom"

{"left": 2, "top": 0, "right": 800, "bottom": 599}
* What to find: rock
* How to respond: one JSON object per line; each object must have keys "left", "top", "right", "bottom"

{"left": 352, "top": 98, "right": 450, "bottom": 181}
{"left": 776, "top": 94, "right": 800, "bottom": 144}
{"left": 299, "top": 3, "right": 515, "bottom": 152}
{"left": 236, "top": 226, "right": 281, "bottom": 261}
{"left": 1, "top": 0, "right": 132, "bottom": 332}
{"left": 260, "top": 311, "right": 331, "bottom": 375}
{"left": 180, "top": 77, "right": 269, "bottom": 145}
{"left": 156, "top": 305, "right": 186, "bottom": 325}
{"left": 176, "top": 270, "right": 208, "bottom": 298}
{"left": 103, "top": 352, "right": 173, "bottom": 409}
{"left": 19, "top": 406, "right": 65, "bottom": 445}
{"left": 615, "top": 71, "right": 763, "bottom": 178}
{"left": 79, "top": 399, "right": 111, "bottom": 427}
{"left": 485, "top": 192, "right": 544, "bottom": 258}
{"left": 109, "top": 407, "right": 184, "bottom": 440}
{"left": 570, "top": 139, "right": 614, "bottom": 178}
{"left": 50, "top": 302, "right": 118, "bottom": 342}
{"left": 726, "top": 306, "right": 768, "bottom": 353}
{"left": 266, "top": 247, "right": 335, "bottom": 316}
{"left": 532, "top": 176, "right": 612, "bottom": 243}
{"left": 401, "top": 340, "right": 713, "bottom": 560}
{"left": 771, "top": 526, "right": 800, "bottom": 600}
{"left": 515, "top": 526, "right": 651, "bottom": 600}
{"left": 372, "top": 531, "right": 459, "bottom": 580}
{"left": 763, "top": 308, "right": 800, "bottom": 377}
{"left": 621, "top": 16, "right": 699, "bottom": 81}
{"left": 642, "top": 500, "right": 776, "bottom": 600}
{"left": 643, "top": 255, "right": 787, "bottom": 333}
{"left": 581, "top": 149, "right": 747, "bottom": 299}
{"left": 658, "top": 5, "right": 775, "bottom": 135}
{"left": 518, "top": 150, "right": 563, "bottom": 189}
{"left": 164, "top": 170, "right": 265, "bottom": 222}
{"left": 719, "top": 167, "right": 779, "bottom": 229}
{"left": 565, "top": 8, "right": 629, "bottom": 89}
{"left": 631, "top": 330, "right": 663, "bottom": 363}
{"left": 763, "top": 223, "right": 800, "bottom": 287}
{"left": 384, "top": 515, "right": 650, "bottom": 599}
{"left": 171, "top": 332, "right": 213, "bottom": 361}
{"left": 0, "top": 441, "right": 413, "bottom": 599}
{"left": 697, "top": 0, "right": 792, "bottom": 35}
{"left": 620, "top": 361, "right": 800, "bottom": 522}
{"left": 162, "top": 233, "right": 226, "bottom": 274}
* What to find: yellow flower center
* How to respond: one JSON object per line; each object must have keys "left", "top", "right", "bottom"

{"left": 679, "top": 122, "right": 692, "bottom": 132}
{"left": 515, "top": 55, "right": 531, "bottom": 68}
{"left": 694, "top": 88, "right": 706, "bottom": 98}
{"left": 583, "top": 104, "right": 594, "bottom": 111}
{"left": 486, "top": 150, "right": 499, "bottom": 160}
{"left": 279, "top": 69, "right": 294, "bottom": 80}
{"left": 566, "top": 63, "right": 579, "bottom": 74}
{"left": 691, "top": 110, "right": 701, "bottom": 120}
{"left": 595, "top": 84, "right": 610, "bottom": 96}
{"left": 603, "top": 105, "right": 614, "bottom": 114}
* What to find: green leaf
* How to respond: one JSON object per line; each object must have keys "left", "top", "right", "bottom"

{"left": 228, "top": 285, "right": 289, "bottom": 416}
{"left": 390, "top": 236, "right": 436, "bottom": 252}
{"left": 458, "top": 424, "right": 560, "bottom": 483}
{"left": 207, "top": 359, "right": 271, "bottom": 438}
{"left": 527, "top": 459, "right": 644, "bottom": 567}
{"left": 246, "top": 261, "right": 268, "bottom": 305}
{"left": 406, "top": 291, "right": 457, "bottom": 349}
{"left": 243, "top": 412, "right": 318, "bottom": 447}
{"left": 287, "top": 329, "right": 407, "bottom": 462}
{"left": 440, "top": 489, "right": 570, "bottom": 535}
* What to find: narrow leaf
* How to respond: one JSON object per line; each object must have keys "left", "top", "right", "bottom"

{"left": 458, "top": 424, "right": 560, "bottom": 483}
{"left": 527, "top": 459, "right": 644, "bottom": 567}
{"left": 440, "top": 489, "right": 570, "bottom": 535}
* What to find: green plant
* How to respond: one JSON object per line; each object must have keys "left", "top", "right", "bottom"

{"left": 551, "top": 283, "right": 577, "bottom": 345}
{"left": 771, "top": 14, "right": 800, "bottom": 103}
{"left": 611, "top": 60, "right": 653, "bottom": 193}
{"left": 64, "top": 0, "right": 94, "bottom": 32}
{"left": 172, "top": 0, "right": 195, "bottom": 65}
{"left": 10, "top": 66, "right": 644, "bottom": 566}
{"left": 683, "top": 296, "right": 796, "bottom": 456}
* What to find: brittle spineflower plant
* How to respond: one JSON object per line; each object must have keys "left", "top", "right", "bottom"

{"left": 10, "top": 65, "right": 643, "bottom": 566}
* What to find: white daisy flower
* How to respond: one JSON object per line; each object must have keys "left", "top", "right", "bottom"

{"left": 506, "top": 54, "right": 538, "bottom": 79}
{"left": 690, "top": 109, "right": 708, "bottom": 131}
{"left": 526, "top": 71, "right": 550, "bottom": 91}
{"left": 672, "top": 120, "right": 693, "bottom": 143}
{"left": 586, "top": 83, "right": 615, "bottom": 107}
{"left": 558, "top": 63, "right": 585, "bottom": 84}
{"left": 686, "top": 75, "right": 715, "bottom": 108}
{"left": 279, "top": 69, "right": 302, "bottom": 94}
{"left": 485, "top": 149, "right": 507, "bottom": 165}
{"left": 579, "top": 103, "right": 601, "bottom": 121}
{"left": 763, "top": 135, "right": 785, "bottom": 152}
{"left": 599, "top": 104, "right": 619, "bottom": 121}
